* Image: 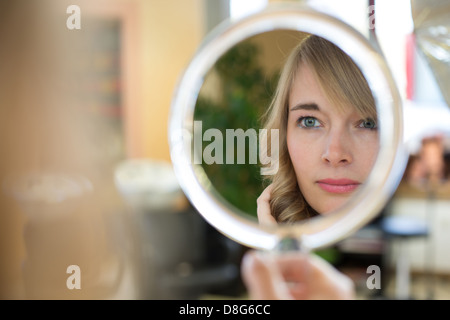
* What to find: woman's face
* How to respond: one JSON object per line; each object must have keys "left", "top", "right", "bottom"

{"left": 287, "top": 63, "right": 379, "bottom": 214}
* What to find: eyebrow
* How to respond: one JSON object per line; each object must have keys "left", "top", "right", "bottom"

{"left": 289, "top": 103, "right": 320, "bottom": 112}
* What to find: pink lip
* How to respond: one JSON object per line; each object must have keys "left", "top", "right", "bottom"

{"left": 316, "top": 179, "right": 361, "bottom": 194}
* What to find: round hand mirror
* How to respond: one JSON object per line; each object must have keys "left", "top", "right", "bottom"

{"left": 169, "top": 3, "right": 407, "bottom": 251}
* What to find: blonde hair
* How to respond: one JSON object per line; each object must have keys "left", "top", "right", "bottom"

{"left": 261, "top": 35, "right": 376, "bottom": 224}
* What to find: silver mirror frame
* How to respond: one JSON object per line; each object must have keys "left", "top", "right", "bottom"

{"left": 169, "top": 3, "right": 408, "bottom": 251}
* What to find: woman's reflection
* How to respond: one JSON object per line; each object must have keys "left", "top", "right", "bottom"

{"left": 404, "top": 134, "right": 450, "bottom": 192}
{"left": 258, "top": 35, "right": 379, "bottom": 225}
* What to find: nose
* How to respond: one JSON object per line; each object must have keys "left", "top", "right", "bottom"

{"left": 321, "top": 129, "right": 353, "bottom": 166}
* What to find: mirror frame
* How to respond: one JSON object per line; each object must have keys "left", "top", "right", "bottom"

{"left": 169, "top": 3, "right": 408, "bottom": 251}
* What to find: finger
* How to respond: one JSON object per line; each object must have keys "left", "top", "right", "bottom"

{"left": 272, "top": 252, "right": 309, "bottom": 300}
{"left": 241, "top": 250, "right": 291, "bottom": 300}
{"left": 256, "top": 184, "right": 277, "bottom": 225}
{"left": 275, "top": 251, "right": 309, "bottom": 279}
{"left": 288, "top": 283, "right": 308, "bottom": 300}
{"left": 305, "top": 254, "right": 356, "bottom": 300}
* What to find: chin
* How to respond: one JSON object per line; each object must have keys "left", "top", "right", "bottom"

{"left": 313, "top": 198, "right": 350, "bottom": 215}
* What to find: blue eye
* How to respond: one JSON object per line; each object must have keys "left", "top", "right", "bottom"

{"left": 359, "top": 118, "right": 377, "bottom": 129}
{"left": 298, "top": 116, "right": 320, "bottom": 128}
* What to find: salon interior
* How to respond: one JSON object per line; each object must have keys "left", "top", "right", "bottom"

{"left": 0, "top": 0, "right": 449, "bottom": 300}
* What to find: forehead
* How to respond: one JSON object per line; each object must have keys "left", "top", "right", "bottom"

{"left": 289, "top": 63, "right": 320, "bottom": 102}
{"left": 288, "top": 62, "right": 353, "bottom": 115}
{"left": 291, "top": 63, "right": 317, "bottom": 91}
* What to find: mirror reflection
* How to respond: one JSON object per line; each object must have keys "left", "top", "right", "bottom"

{"left": 193, "top": 30, "right": 379, "bottom": 226}
{"left": 401, "top": 133, "right": 450, "bottom": 195}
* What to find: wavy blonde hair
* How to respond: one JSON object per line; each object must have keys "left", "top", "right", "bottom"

{"left": 260, "top": 35, "right": 376, "bottom": 224}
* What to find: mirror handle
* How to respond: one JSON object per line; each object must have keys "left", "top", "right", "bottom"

{"left": 274, "top": 236, "right": 303, "bottom": 252}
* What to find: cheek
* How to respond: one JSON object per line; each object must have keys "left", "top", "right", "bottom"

{"left": 286, "top": 131, "right": 316, "bottom": 175}
{"left": 356, "top": 135, "right": 379, "bottom": 174}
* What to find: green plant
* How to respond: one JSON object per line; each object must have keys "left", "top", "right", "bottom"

{"left": 194, "top": 40, "right": 279, "bottom": 217}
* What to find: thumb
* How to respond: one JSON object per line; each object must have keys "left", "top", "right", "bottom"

{"left": 241, "top": 250, "right": 291, "bottom": 300}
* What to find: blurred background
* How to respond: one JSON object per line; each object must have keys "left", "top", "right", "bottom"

{"left": 0, "top": 0, "right": 449, "bottom": 299}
